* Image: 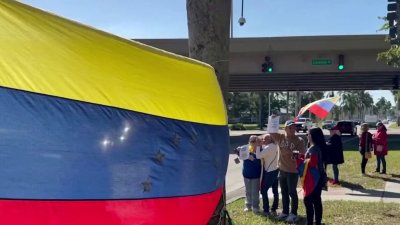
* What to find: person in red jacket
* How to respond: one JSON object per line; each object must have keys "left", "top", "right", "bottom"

{"left": 373, "top": 122, "right": 388, "bottom": 174}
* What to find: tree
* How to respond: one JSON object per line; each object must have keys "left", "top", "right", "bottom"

{"left": 186, "top": 0, "right": 231, "bottom": 103}
{"left": 186, "top": 1, "right": 231, "bottom": 224}
{"left": 340, "top": 92, "right": 357, "bottom": 119}
{"left": 354, "top": 91, "right": 374, "bottom": 119}
{"left": 377, "top": 45, "right": 400, "bottom": 67}
{"left": 391, "top": 90, "right": 400, "bottom": 111}
{"left": 377, "top": 19, "right": 400, "bottom": 67}
{"left": 375, "top": 97, "right": 391, "bottom": 118}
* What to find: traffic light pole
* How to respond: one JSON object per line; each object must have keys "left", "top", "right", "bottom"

{"left": 397, "top": 3, "right": 400, "bottom": 41}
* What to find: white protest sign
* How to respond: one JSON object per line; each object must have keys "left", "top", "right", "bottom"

{"left": 267, "top": 115, "right": 280, "bottom": 133}
{"left": 238, "top": 145, "right": 249, "bottom": 160}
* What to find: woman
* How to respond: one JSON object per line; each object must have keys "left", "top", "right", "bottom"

{"left": 296, "top": 127, "right": 326, "bottom": 225}
{"left": 326, "top": 126, "right": 344, "bottom": 185}
{"left": 235, "top": 135, "right": 262, "bottom": 212}
{"left": 373, "top": 122, "right": 388, "bottom": 174}
{"left": 359, "top": 123, "right": 373, "bottom": 176}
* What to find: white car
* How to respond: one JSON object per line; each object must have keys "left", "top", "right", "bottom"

{"left": 295, "top": 118, "right": 312, "bottom": 133}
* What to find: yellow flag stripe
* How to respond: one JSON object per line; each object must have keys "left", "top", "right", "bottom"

{"left": 0, "top": 0, "right": 227, "bottom": 125}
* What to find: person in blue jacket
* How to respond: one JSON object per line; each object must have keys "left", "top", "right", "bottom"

{"left": 235, "top": 135, "right": 262, "bottom": 213}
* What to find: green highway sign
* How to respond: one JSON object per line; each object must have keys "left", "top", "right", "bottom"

{"left": 312, "top": 59, "right": 332, "bottom": 65}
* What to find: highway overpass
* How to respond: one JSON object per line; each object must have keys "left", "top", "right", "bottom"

{"left": 137, "top": 35, "right": 400, "bottom": 92}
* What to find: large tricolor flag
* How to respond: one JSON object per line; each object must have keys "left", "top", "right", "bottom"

{"left": 0, "top": 1, "right": 229, "bottom": 225}
{"left": 296, "top": 96, "right": 340, "bottom": 120}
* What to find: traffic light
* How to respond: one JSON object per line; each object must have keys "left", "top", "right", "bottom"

{"left": 261, "top": 56, "right": 273, "bottom": 73}
{"left": 387, "top": 0, "right": 400, "bottom": 44}
{"left": 338, "top": 54, "right": 344, "bottom": 70}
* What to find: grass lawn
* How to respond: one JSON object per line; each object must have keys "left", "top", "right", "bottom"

{"left": 389, "top": 123, "right": 399, "bottom": 129}
{"left": 229, "top": 124, "right": 285, "bottom": 130}
{"left": 227, "top": 151, "right": 400, "bottom": 225}
{"left": 227, "top": 199, "right": 400, "bottom": 225}
{"left": 326, "top": 151, "right": 400, "bottom": 189}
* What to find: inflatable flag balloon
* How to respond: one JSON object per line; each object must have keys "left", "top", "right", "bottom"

{"left": 0, "top": 1, "right": 229, "bottom": 224}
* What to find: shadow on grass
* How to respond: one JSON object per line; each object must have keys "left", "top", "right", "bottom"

{"left": 367, "top": 173, "right": 400, "bottom": 184}
{"left": 391, "top": 174, "right": 400, "bottom": 178}
{"left": 338, "top": 180, "right": 365, "bottom": 190}
{"left": 257, "top": 214, "right": 326, "bottom": 225}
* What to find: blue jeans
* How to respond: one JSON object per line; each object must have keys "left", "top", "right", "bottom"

{"left": 244, "top": 177, "right": 260, "bottom": 210}
{"left": 260, "top": 169, "right": 279, "bottom": 213}
{"left": 376, "top": 155, "right": 386, "bottom": 172}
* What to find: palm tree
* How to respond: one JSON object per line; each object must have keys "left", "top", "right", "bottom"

{"left": 354, "top": 91, "right": 373, "bottom": 120}
{"left": 375, "top": 97, "right": 390, "bottom": 119}
{"left": 340, "top": 92, "right": 357, "bottom": 119}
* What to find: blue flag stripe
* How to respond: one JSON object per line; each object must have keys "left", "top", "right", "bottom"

{"left": 0, "top": 87, "right": 229, "bottom": 200}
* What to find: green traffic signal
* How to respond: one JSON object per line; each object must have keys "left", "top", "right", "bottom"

{"left": 338, "top": 54, "right": 344, "bottom": 71}
{"left": 268, "top": 67, "right": 273, "bottom": 73}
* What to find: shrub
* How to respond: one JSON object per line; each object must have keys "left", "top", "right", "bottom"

{"left": 230, "top": 123, "right": 246, "bottom": 130}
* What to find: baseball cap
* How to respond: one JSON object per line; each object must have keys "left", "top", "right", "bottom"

{"left": 285, "top": 120, "right": 295, "bottom": 127}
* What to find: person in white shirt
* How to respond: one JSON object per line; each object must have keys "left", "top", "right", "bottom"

{"left": 256, "top": 134, "right": 279, "bottom": 216}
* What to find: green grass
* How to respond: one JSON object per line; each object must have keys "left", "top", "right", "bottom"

{"left": 227, "top": 199, "right": 400, "bottom": 225}
{"left": 389, "top": 123, "right": 399, "bottom": 129}
{"left": 229, "top": 124, "right": 285, "bottom": 130}
{"left": 243, "top": 124, "right": 262, "bottom": 130}
{"left": 327, "top": 151, "right": 400, "bottom": 189}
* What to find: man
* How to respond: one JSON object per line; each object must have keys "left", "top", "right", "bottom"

{"left": 255, "top": 134, "right": 279, "bottom": 216}
{"left": 271, "top": 120, "right": 306, "bottom": 223}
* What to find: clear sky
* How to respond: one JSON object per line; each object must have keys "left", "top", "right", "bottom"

{"left": 21, "top": 0, "right": 395, "bottom": 105}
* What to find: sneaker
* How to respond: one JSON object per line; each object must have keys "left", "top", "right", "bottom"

{"left": 380, "top": 171, "right": 386, "bottom": 174}
{"left": 243, "top": 207, "right": 250, "bottom": 212}
{"left": 276, "top": 213, "right": 288, "bottom": 221}
{"left": 285, "top": 213, "right": 298, "bottom": 223}
{"left": 252, "top": 208, "right": 260, "bottom": 214}
{"left": 361, "top": 173, "right": 366, "bottom": 177}
{"left": 332, "top": 180, "right": 340, "bottom": 185}
{"left": 270, "top": 210, "right": 278, "bottom": 216}
{"left": 262, "top": 211, "right": 270, "bottom": 217}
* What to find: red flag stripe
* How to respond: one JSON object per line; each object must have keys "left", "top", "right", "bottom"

{"left": 0, "top": 188, "right": 222, "bottom": 225}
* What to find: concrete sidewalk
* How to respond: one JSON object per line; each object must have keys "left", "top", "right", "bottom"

{"left": 226, "top": 155, "right": 400, "bottom": 204}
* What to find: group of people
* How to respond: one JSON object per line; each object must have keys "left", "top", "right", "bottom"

{"left": 359, "top": 122, "right": 388, "bottom": 175}
{"left": 235, "top": 121, "right": 345, "bottom": 225}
